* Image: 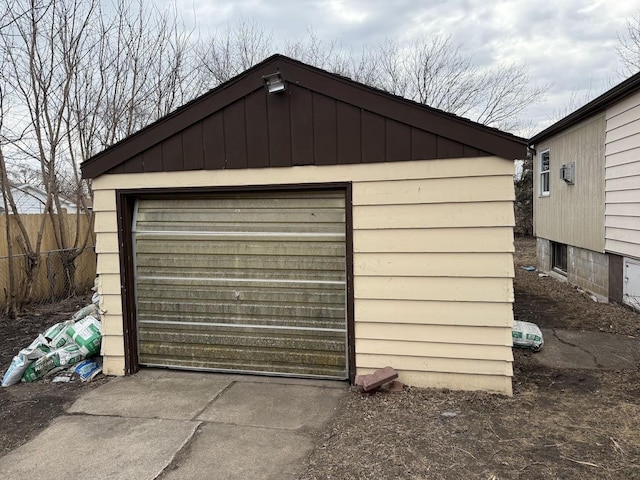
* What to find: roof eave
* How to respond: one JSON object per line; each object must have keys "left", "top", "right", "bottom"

{"left": 529, "top": 71, "right": 640, "bottom": 146}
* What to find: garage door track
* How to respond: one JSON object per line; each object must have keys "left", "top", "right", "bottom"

{"left": 0, "top": 370, "right": 346, "bottom": 479}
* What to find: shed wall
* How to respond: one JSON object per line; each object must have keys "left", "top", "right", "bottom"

{"left": 605, "top": 89, "right": 640, "bottom": 260}
{"left": 533, "top": 114, "right": 606, "bottom": 252}
{"left": 93, "top": 157, "right": 515, "bottom": 394}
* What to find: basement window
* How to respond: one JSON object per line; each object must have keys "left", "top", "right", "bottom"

{"left": 551, "top": 241, "right": 567, "bottom": 274}
{"left": 539, "top": 149, "right": 550, "bottom": 196}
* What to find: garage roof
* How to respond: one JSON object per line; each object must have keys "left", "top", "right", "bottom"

{"left": 81, "top": 54, "right": 526, "bottom": 179}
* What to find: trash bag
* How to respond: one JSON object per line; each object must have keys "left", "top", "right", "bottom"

{"left": 22, "top": 344, "right": 86, "bottom": 383}
{"left": 66, "top": 315, "right": 102, "bottom": 356}
{"left": 1, "top": 336, "right": 51, "bottom": 387}
{"left": 3, "top": 311, "right": 103, "bottom": 386}
{"left": 42, "top": 320, "right": 75, "bottom": 349}
{"left": 73, "top": 358, "right": 103, "bottom": 382}
{"left": 71, "top": 304, "right": 100, "bottom": 322}
{"left": 512, "top": 320, "right": 544, "bottom": 351}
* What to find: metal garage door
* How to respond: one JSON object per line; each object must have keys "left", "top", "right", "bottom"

{"left": 133, "top": 190, "right": 347, "bottom": 379}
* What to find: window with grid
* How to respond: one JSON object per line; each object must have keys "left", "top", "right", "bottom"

{"left": 540, "top": 149, "right": 550, "bottom": 195}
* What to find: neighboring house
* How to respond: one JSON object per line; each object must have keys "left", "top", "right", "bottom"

{"left": 1, "top": 184, "right": 78, "bottom": 214}
{"left": 529, "top": 71, "right": 640, "bottom": 310}
{"left": 81, "top": 55, "right": 526, "bottom": 395}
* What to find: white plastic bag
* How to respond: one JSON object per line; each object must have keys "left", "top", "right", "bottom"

{"left": 1, "top": 336, "right": 51, "bottom": 387}
{"left": 512, "top": 320, "right": 544, "bottom": 351}
{"left": 71, "top": 303, "right": 100, "bottom": 322}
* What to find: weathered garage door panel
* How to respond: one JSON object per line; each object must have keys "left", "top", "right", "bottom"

{"left": 133, "top": 190, "right": 348, "bottom": 378}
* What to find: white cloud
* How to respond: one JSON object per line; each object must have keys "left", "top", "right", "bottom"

{"left": 166, "top": 0, "right": 639, "bottom": 134}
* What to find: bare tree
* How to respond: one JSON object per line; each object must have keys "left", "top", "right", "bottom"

{"left": 374, "top": 35, "right": 547, "bottom": 131}
{"left": 284, "top": 29, "right": 342, "bottom": 69}
{"left": 0, "top": 0, "right": 200, "bottom": 307}
{"left": 196, "top": 19, "right": 274, "bottom": 85}
{"left": 92, "top": 0, "right": 201, "bottom": 148}
{"left": 546, "top": 87, "right": 601, "bottom": 126}
{"left": 0, "top": 85, "right": 19, "bottom": 317}
{"left": 375, "top": 39, "right": 409, "bottom": 97}
{"left": 617, "top": 11, "right": 640, "bottom": 76}
{"left": 514, "top": 153, "right": 533, "bottom": 236}
{"left": 198, "top": 24, "right": 546, "bottom": 131}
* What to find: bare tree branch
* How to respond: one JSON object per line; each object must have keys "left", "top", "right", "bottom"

{"left": 617, "top": 11, "right": 640, "bottom": 76}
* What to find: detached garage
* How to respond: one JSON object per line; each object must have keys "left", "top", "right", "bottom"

{"left": 81, "top": 55, "right": 526, "bottom": 395}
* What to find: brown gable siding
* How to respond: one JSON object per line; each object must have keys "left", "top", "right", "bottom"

{"left": 82, "top": 55, "right": 525, "bottom": 178}
{"left": 97, "top": 85, "right": 508, "bottom": 175}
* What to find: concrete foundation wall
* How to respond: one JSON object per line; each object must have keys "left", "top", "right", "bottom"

{"left": 568, "top": 246, "right": 609, "bottom": 299}
{"left": 537, "top": 238, "right": 609, "bottom": 300}
{"left": 537, "top": 238, "right": 551, "bottom": 272}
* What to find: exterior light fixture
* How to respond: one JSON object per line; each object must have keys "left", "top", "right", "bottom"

{"left": 262, "top": 72, "right": 286, "bottom": 94}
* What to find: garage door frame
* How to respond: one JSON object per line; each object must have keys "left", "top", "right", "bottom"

{"left": 115, "top": 182, "right": 355, "bottom": 383}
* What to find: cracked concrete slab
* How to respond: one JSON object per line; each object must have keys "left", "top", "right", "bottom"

{"left": 2, "top": 372, "right": 346, "bottom": 479}
{"left": 197, "top": 381, "right": 344, "bottom": 430}
{"left": 0, "top": 415, "right": 199, "bottom": 480}
{"left": 161, "top": 422, "right": 314, "bottom": 480}
{"left": 68, "top": 370, "right": 232, "bottom": 420}
{"left": 537, "top": 328, "right": 640, "bottom": 369}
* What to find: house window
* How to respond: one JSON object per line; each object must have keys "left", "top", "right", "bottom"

{"left": 551, "top": 241, "right": 567, "bottom": 274}
{"left": 539, "top": 149, "right": 550, "bottom": 196}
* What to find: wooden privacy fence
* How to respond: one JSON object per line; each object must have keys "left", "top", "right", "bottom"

{"left": 0, "top": 213, "right": 96, "bottom": 308}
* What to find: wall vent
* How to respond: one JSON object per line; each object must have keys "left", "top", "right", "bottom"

{"left": 560, "top": 162, "right": 575, "bottom": 184}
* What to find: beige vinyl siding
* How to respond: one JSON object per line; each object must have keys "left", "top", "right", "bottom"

{"left": 355, "top": 300, "right": 513, "bottom": 327}
{"left": 533, "top": 113, "right": 606, "bottom": 252}
{"left": 354, "top": 227, "right": 514, "bottom": 253}
{"left": 354, "top": 253, "right": 514, "bottom": 277}
{"left": 605, "top": 90, "right": 640, "bottom": 259}
{"left": 92, "top": 157, "right": 515, "bottom": 394}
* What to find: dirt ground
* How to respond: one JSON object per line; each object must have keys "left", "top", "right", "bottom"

{"left": 0, "top": 295, "right": 107, "bottom": 457}
{"left": 300, "top": 236, "right": 640, "bottom": 480}
{"left": 1, "top": 237, "right": 639, "bottom": 479}
{"left": 513, "top": 237, "right": 640, "bottom": 337}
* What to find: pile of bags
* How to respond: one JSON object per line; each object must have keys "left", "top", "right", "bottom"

{"left": 2, "top": 300, "right": 103, "bottom": 387}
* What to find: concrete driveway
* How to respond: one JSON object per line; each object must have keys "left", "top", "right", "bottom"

{"left": 0, "top": 370, "right": 346, "bottom": 479}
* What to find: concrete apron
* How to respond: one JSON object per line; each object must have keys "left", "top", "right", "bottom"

{"left": 537, "top": 328, "right": 640, "bottom": 370}
{"left": 0, "top": 370, "right": 346, "bottom": 480}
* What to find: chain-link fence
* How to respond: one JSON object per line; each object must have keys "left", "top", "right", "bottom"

{"left": 0, "top": 246, "right": 96, "bottom": 313}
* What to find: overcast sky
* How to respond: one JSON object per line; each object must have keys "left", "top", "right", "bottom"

{"left": 169, "top": 0, "right": 636, "bottom": 136}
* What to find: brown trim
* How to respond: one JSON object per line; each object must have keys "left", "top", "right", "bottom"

{"left": 344, "top": 183, "right": 356, "bottom": 384}
{"left": 608, "top": 253, "right": 624, "bottom": 303}
{"left": 81, "top": 54, "right": 526, "bottom": 179}
{"left": 115, "top": 182, "right": 352, "bottom": 197}
{"left": 115, "top": 191, "right": 139, "bottom": 374}
{"left": 116, "top": 182, "right": 355, "bottom": 381}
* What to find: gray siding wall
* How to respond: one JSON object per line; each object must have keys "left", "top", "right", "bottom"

{"left": 533, "top": 114, "right": 606, "bottom": 252}
{"left": 605, "top": 89, "right": 640, "bottom": 260}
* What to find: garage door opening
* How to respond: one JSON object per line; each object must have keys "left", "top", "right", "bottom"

{"left": 131, "top": 189, "right": 349, "bottom": 379}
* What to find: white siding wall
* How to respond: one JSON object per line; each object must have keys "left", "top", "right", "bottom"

{"left": 8, "top": 187, "right": 77, "bottom": 214}
{"left": 92, "top": 157, "right": 516, "bottom": 395}
{"left": 12, "top": 189, "right": 47, "bottom": 214}
{"left": 605, "top": 90, "right": 640, "bottom": 260}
